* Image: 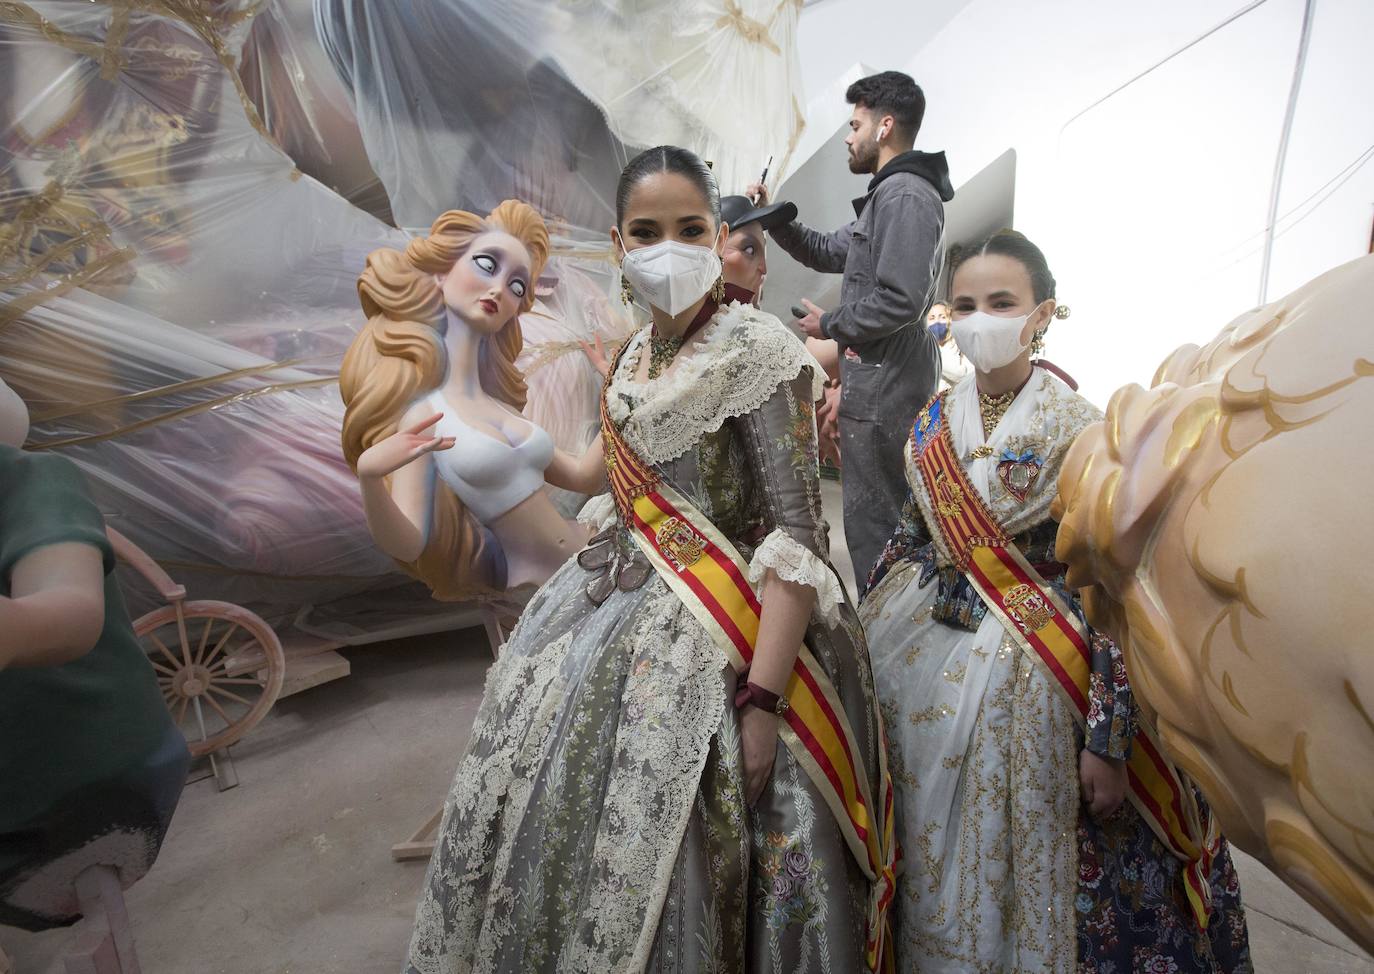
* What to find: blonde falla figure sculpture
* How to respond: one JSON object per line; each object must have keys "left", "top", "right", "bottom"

{"left": 340, "top": 201, "right": 589, "bottom": 599}
{"left": 1053, "top": 253, "right": 1374, "bottom": 951}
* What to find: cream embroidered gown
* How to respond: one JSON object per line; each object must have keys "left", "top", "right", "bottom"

{"left": 403, "top": 302, "right": 886, "bottom": 974}
{"left": 860, "top": 370, "right": 1104, "bottom": 971}
{"left": 860, "top": 369, "right": 1252, "bottom": 973}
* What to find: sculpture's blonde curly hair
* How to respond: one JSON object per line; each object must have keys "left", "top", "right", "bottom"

{"left": 340, "top": 201, "right": 550, "bottom": 600}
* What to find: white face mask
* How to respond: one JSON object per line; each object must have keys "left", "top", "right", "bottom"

{"left": 619, "top": 239, "right": 722, "bottom": 316}
{"left": 951, "top": 309, "right": 1034, "bottom": 372}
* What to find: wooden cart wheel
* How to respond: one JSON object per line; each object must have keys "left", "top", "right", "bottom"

{"left": 133, "top": 600, "right": 285, "bottom": 758}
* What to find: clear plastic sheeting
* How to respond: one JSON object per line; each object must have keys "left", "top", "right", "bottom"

{"left": 237, "top": 0, "right": 393, "bottom": 223}
{"left": 0, "top": 1, "right": 622, "bottom": 625}
{"left": 0, "top": 1, "right": 408, "bottom": 621}
{"left": 545, "top": 0, "right": 808, "bottom": 197}
{"left": 312, "top": 0, "right": 807, "bottom": 228}
{"left": 312, "top": 0, "right": 630, "bottom": 233}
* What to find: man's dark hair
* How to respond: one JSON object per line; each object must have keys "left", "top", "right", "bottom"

{"left": 845, "top": 71, "right": 926, "bottom": 142}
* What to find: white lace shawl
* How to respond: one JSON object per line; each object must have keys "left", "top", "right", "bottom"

{"left": 605, "top": 301, "right": 825, "bottom": 465}
{"left": 603, "top": 302, "right": 842, "bottom": 619}
{"left": 909, "top": 367, "right": 1103, "bottom": 568}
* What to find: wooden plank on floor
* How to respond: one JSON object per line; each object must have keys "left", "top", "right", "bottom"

{"left": 276, "top": 649, "right": 351, "bottom": 699}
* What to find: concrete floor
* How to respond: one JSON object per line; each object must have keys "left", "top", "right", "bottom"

{"left": 6, "top": 628, "right": 1374, "bottom": 973}
{"left": 6, "top": 482, "right": 1373, "bottom": 972}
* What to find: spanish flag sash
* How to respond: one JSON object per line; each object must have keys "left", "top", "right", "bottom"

{"left": 600, "top": 341, "right": 897, "bottom": 972}
{"left": 908, "top": 392, "right": 1219, "bottom": 928}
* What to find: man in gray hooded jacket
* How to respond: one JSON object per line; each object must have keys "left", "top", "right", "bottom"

{"left": 750, "top": 70, "right": 953, "bottom": 590}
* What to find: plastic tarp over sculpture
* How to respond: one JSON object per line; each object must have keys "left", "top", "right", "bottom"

{"left": 1053, "top": 253, "right": 1374, "bottom": 951}
{"left": 0, "top": 0, "right": 653, "bottom": 623}
{"left": 311, "top": 0, "right": 806, "bottom": 229}
{"left": 0, "top": 0, "right": 404, "bottom": 623}
{"left": 1, "top": 0, "right": 804, "bottom": 622}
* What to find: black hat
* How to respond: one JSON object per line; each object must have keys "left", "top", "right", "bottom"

{"left": 720, "top": 195, "right": 797, "bottom": 234}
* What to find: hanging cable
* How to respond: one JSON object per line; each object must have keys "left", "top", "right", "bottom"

{"left": 1059, "top": 0, "right": 1271, "bottom": 136}
{"left": 1258, "top": 0, "right": 1318, "bottom": 304}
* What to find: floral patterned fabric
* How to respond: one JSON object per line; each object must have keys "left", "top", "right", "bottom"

{"left": 1077, "top": 794, "right": 1253, "bottom": 973}
{"left": 403, "top": 306, "right": 883, "bottom": 973}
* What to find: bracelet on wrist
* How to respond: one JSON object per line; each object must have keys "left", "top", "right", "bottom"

{"left": 734, "top": 678, "right": 790, "bottom": 718}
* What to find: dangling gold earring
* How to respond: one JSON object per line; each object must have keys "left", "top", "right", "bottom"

{"left": 621, "top": 274, "right": 635, "bottom": 306}
{"left": 711, "top": 275, "right": 726, "bottom": 303}
{"left": 1031, "top": 329, "right": 1047, "bottom": 357}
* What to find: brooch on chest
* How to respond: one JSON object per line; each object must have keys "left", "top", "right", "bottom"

{"left": 997, "top": 448, "right": 1043, "bottom": 503}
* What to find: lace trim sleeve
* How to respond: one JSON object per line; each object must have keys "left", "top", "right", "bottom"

{"left": 746, "top": 528, "right": 845, "bottom": 627}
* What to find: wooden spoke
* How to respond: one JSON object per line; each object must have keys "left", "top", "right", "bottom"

{"left": 200, "top": 622, "right": 241, "bottom": 670}
{"left": 207, "top": 683, "right": 254, "bottom": 709}
{"left": 151, "top": 659, "right": 179, "bottom": 679}
{"left": 193, "top": 615, "right": 215, "bottom": 667}
{"left": 201, "top": 692, "right": 233, "bottom": 727}
{"left": 174, "top": 607, "right": 193, "bottom": 667}
{"left": 147, "top": 632, "right": 182, "bottom": 669}
{"left": 174, "top": 695, "right": 189, "bottom": 727}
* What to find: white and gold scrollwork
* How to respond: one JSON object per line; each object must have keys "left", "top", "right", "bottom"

{"left": 1052, "top": 254, "right": 1374, "bottom": 951}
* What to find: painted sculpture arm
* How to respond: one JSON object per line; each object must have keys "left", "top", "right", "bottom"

{"left": 355, "top": 409, "right": 454, "bottom": 564}
{"left": 544, "top": 434, "right": 607, "bottom": 495}
{"left": 0, "top": 542, "right": 105, "bottom": 669}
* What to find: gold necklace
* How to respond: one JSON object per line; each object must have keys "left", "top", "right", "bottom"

{"left": 646, "top": 334, "right": 685, "bottom": 380}
{"left": 978, "top": 389, "right": 1016, "bottom": 442}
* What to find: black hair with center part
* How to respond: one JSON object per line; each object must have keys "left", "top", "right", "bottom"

{"left": 615, "top": 145, "right": 721, "bottom": 230}
{"left": 845, "top": 71, "right": 926, "bottom": 142}
{"left": 951, "top": 229, "right": 1057, "bottom": 304}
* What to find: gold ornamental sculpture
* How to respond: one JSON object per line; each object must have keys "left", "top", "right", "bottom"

{"left": 1053, "top": 254, "right": 1374, "bottom": 951}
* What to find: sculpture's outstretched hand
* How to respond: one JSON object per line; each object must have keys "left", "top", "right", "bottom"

{"left": 356, "top": 412, "right": 455, "bottom": 482}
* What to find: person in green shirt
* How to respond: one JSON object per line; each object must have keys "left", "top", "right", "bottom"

{"left": 0, "top": 378, "right": 188, "bottom": 930}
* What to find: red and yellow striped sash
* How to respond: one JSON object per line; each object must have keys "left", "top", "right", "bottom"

{"left": 600, "top": 348, "right": 897, "bottom": 971}
{"left": 908, "top": 394, "right": 1217, "bottom": 928}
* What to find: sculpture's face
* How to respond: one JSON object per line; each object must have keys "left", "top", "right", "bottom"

{"left": 1053, "top": 254, "right": 1374, "bottom": 949}
{"left": 721, "top": 224, "right": 767, "bottom": 299}
{"left": 438, "top": 231, "right": 531, "bottom": 336}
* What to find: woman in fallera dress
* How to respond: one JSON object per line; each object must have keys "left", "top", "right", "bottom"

{"left": 398, "top": 145, "right": 894, "bottom": 974}
{"left": 860, "top": 230, "right": 1252, "bottom": 973}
